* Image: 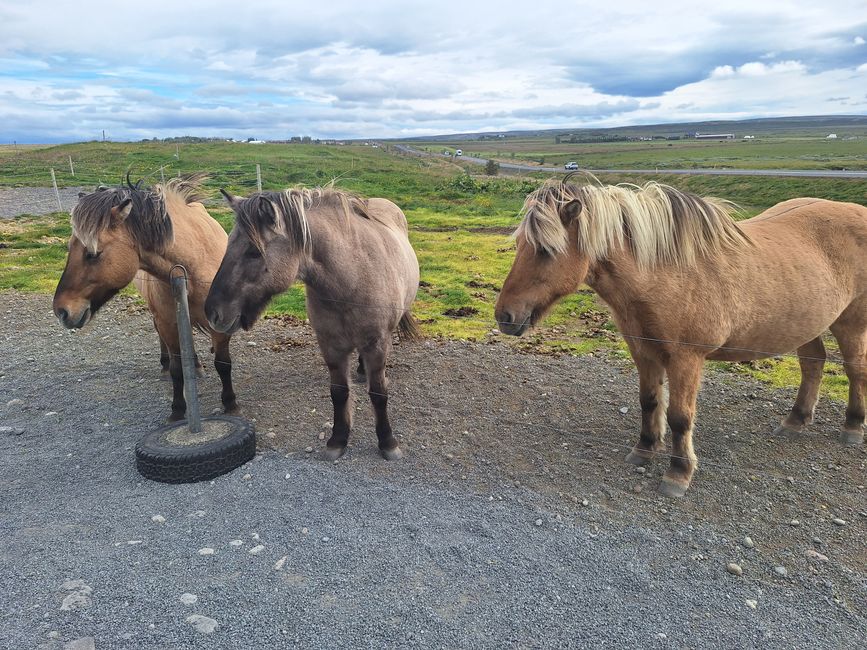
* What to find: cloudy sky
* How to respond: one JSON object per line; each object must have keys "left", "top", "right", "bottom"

{"left": 1, "top": 1, "right": 866, "bottom": 142}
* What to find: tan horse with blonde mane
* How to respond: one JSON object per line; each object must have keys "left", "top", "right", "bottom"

{"left": 495, "top": 179, "right": 867, "bottom": 496}
{"left": 53, "top": 174, "right": 239, "bottom": 421}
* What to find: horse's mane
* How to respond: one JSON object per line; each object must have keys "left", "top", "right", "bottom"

{"left": 234, "top": 186, "right": 371, "bottom": 254}
{"left": 517, "top": 179, "right": 751, "bottom": 269}
{"left": 71, "top": 172, "right": 208, "bottom": 254}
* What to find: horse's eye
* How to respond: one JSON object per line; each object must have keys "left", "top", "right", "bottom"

{"left": 85, "top": 250, "right": 102, "bottom": 261}
{"left": 244, "top": 248, "right": 262, "bottom": 259}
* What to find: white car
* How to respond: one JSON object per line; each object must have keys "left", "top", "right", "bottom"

{"left": 564, "top": 162, "right": 579, "bottom": 170}
{"left": 455, "top": 149, "right": 463, "bottom": 156}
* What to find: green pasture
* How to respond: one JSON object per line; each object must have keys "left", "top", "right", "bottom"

{"left": 412, "top": 134, "right": 867, "bottom": 172}
{"left": 1, "top": 140, "right": 860, "bottom": 401}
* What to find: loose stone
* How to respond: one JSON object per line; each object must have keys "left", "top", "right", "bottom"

{"left": 186, "top": 614, "right": 219, "bottom": 634}
{"left": 179, "top": 593, "right": 198, "bottom": 606}
{"left": 726, "top": 563, "right": 743, "bottom": 576}
{"left": 198, "top": 548, "right": 215, "bottom": 556}
{"left": 743, "top": 536, "right": 754, "bottom": 549}
{"left": 832, "top": 518, "right": 846, "bottom": 526}
{"left": 774, "top": 565, "right": 788, "bottom": 577}
{"left": 248, "top": 544, "right": 265, "bottom": 555}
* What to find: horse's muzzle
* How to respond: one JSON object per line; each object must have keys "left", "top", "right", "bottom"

{"left": 495, "top": 309, "right": 530, "bottom": 337}
{"left": 55, "top": 305, "right": 90, "bottom": 330}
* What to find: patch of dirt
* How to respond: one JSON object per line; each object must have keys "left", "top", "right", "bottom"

{"left": 2, "top": 291, "right": 865, "bottom": 614}
{"left": 443, "top": 306, "right": 479, "bottom": 318}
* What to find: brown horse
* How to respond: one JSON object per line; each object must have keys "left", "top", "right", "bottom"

{"left": 205, "top": 187, "right": 419, "bottom": 460}
{"left": 53, "top": 174, "right": 239, "bottom": 421}
{"left": 495, "top": 179, "right": 867, "bottom": 496}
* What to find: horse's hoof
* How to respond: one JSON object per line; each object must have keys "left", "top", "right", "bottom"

{"left": 223, "top": 405, "right": 241, "bottom": 417}
{"left": 380, "top": 446, "right": 403, "bottom": 461}
{"left": 322, "top": 446, "right": 346, "bottom": 461}
{"left": 167, "top": 413, "right": 184, "bottom": 423}
{"left": 625, "top": 449, "right": 654, "bottom": 466}
{"left": 839, "top": 430, "right": 864, "bottom": 446}
{"left": 773, "top": 424, "right": 803, "bottom": 437}
{"left": 658, "top": 477, "right": 689, "bottom": 498}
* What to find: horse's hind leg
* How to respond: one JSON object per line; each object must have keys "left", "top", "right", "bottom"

{"left": 322, "top": 347, "right": 353, "bottom": 460}
{"left": 212, "top": 333, "right": 238, "bottom": 415}
{"left": 361, "top": 339, "right": 402, "bottom": 460}
{"left": 625, "top": 355, "right": 667, "bottom": 466}
{"left": 354, "top": 355, "right": 366, "bottom": 384}
{"left": 659, "top": 354, "right": 704, "bottom": 497}
{"left": 775, "top": 337, "right": 825, "bottom": 436}
{"left": 155, "top": 320, "right": 186, "bottom": 421}
{"left": 830, "top": 316, "right": 866, "bottom": 445}
{"left": 158, "top": 329, "right": 170, "bottom": 379}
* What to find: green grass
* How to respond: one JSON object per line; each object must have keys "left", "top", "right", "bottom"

{"left": 1, "top": 140, "right": 862, "bottom": 402}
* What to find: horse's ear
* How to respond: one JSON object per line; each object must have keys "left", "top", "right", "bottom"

{"left": 220, "top": 188, "right": 241, "bottom": 209}
{"left": 111, "top": 198, "right": 133, "bottom": 223}
{"left": 560, "top": 198, "right": 583, "bottom": 226}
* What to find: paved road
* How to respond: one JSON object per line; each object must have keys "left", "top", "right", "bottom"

{"left": 394, "top": 144, "right": 867, "bottom": 179}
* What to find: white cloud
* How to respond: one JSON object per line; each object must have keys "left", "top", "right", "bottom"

{"left": 1, "top": 1, "right": 866, "bottom": 141}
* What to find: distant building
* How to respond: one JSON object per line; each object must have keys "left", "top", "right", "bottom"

{"left": 826, "top": 133, "right": 838, "bottom": 139}
{"left": 695, "top": 133, "right": 735, "bottom": 140}
{"left": 743, "top": 135, "right": 755, "bottom": 139}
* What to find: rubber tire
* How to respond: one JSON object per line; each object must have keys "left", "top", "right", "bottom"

{"left": 135, "top": 415, "right": 256, "bottom": 483}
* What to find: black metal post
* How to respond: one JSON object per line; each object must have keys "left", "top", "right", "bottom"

{"left": 170, "top": 265, "right": 201, "bottom": 433}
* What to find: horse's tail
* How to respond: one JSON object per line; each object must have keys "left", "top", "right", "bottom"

{"left": 397, "top": 311, "right": 422, "bottom": 341}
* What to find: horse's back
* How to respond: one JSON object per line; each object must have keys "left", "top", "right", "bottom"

{"left": 366, "top": 198, "right": 409, "bottom": 235}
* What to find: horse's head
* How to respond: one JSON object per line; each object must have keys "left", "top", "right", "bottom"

{"left": 495, "top": 183, "right": 590, "bottom": 336}
{"left": 206, "top": 190, "right": 308, "bottom": 334}
{"left": 53, "top": 191, "right": 141, "bottom": 329}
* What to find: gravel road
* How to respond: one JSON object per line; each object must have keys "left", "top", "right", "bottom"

{"left": 0, "top": 187, "right": 88, "bottom": 218}
{"left": 1, "top": 291, "right": 865, "bottom": 649}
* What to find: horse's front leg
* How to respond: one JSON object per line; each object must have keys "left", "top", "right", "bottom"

{"left": 625, "top": 355, "right": 668, "bottom": 466}
{"left": 659, "top": 354, "right": 704, "bottom": 497}
{"left": 361, "top": 340, "right": 402, "bottom": 460}
{"left": 322, "top": 347, "right": 353, "bottom": 460}
{"left": 212, "top": 333, "right": 239, "bottom": 415}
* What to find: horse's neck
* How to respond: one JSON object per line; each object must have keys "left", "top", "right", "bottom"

{"left": 297, "top": 212, "right": 351, "bottom": 294}
{"left": 138, "top": 220, "right": 206, "bottom": 286}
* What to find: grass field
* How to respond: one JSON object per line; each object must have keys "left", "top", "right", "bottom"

{"left": 1, "top": 138, "right": 861, "bottom": 401}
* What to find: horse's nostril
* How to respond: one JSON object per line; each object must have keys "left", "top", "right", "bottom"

{"left": 56, "top": 307, "right": 69, "bottom": 323}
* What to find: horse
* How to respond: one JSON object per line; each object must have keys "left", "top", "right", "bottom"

{"left": 52, "top": 173, "right": 239, "bottom": 422}
{"left": 495, "top": 179, "right": 867, "bottom": 497}
{"left": 205, "top": 186, "right": 420, "bottom": 460}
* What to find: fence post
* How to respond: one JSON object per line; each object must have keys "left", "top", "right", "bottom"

{"left": 50, "top": 169, "right": 63, "bottom": 212}
{"left": 256, "top": 163, "right": 262, "bottom": 192}
{"left": 68, "top": 155, "right": 75, "bottom": 176}
{"left": 170, "top": 265, "right": 201, "bottom": 433}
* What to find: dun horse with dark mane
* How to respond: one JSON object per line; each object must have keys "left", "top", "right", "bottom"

{"left": 205, "top": 187, "right": 419, "bottom": 460}
{"left": 496, "top": 180, "right": 867, "bottom": 496}
{"left": 53, "top": 174, "right": 239, "bottom": 421}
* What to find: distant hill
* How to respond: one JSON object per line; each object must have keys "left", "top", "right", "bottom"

{"left": 394, "top": 115, "right": 867, "bottom": 142}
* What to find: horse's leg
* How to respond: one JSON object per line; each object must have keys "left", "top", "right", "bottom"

{"left": 830, "top": 319, "right": 867, "bottom": 445}
{"left": 212, "top": 333, "right": 239, "bottom": 415}
{"left": 322, "top": 347, "right": 353, "bottom": 461}
{"left": 659, "top": 354, "right": 704, "bottom": 497}
{"left": 775, "top": 337, "right": 825, "bottom": 436}
{"left": 156, "top": 321, "right": 186, "bottom": 422}
{"left": 361, "top": 340, "right": 402, "bottom": 460}
{"left": 158, "top": 328, "right": 170, "bottom": 378}
{"left": 625, "top": 356, "right": 668, "bottom": 466}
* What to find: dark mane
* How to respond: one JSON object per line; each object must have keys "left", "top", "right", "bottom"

{"left": 234, "top": 186, "right": 370, "bottom": 253}
{"left": 71, "top": 173, "right": 209, "bottom": 254}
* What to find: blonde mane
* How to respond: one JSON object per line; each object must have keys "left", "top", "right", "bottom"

{"left": 235, "top": 186, "right": 371, "bottom": 254}
{"left": 517, "top": 180, "right": 750, "bottom": 269}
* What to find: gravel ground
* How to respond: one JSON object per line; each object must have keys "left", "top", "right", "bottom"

{"left": 0, "top": 187, "right": 88, "bottom": 218}
{"left": 1, "top": 291, "right": 865, "bottom": 649}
